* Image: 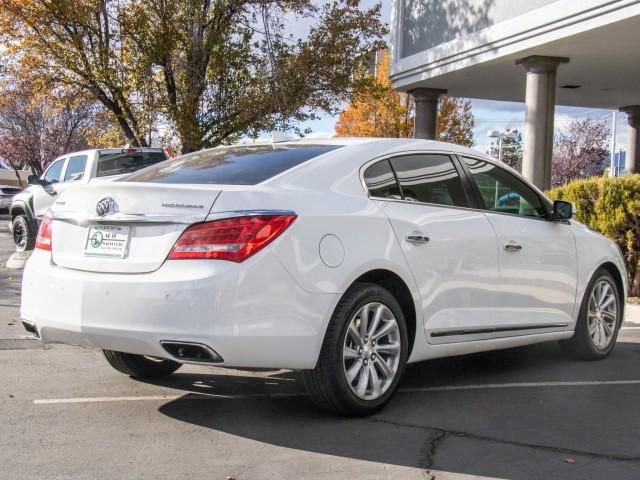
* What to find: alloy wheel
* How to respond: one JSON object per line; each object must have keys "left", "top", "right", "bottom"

{"left": 13, "top": 221, "right": 27, "bottom": 251}
{"left": 342, "top": 302, "right": 402, "bottom": 400}
{"left": 587, "top": 279, "right": 618, "bottom": 350}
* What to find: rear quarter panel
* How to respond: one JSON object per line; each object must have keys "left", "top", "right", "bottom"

{"left": 208, "top": 144, "right": 427, "bottom": 361}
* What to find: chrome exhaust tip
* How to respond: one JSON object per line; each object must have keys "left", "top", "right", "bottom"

{"left": 160, "top": 341, "right": 223, "bottom": 363}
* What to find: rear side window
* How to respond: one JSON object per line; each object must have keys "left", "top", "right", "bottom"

{"left": 98, "top": 151, "right": 167, "bottom": 178}
{"left": 64, "top": 155, "right": 87, "bottom": 182}
{"left": 363, "top": 160, "right": 401, "bottom": 199}
{"left": 125, "top": 145, "right": 341, "bottom": 185}
{"left": 390, "top": 154, "right": 469, "bottom": 207}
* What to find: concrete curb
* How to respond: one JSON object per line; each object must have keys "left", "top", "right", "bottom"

{"left": 6, "top": 251, "right": 31, "bottom": 269}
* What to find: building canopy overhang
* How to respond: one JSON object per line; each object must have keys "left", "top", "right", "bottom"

{"left": 390, "top": 0, "right": 640, "bottom": 110}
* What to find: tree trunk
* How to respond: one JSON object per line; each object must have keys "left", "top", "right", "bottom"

{"left": 11, "top": 164, "right": 24, "bottom": 188}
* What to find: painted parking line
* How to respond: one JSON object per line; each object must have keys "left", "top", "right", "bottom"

{"left": 398, "top": 379, "right": 640, "bottom": 393}
{"left": 34, "top": 395, "right": 182, "bottom": 405}
{"left": 33, "top": 391, "right": 306, "bottom": 404}
{"left": 33, "top": 379, "right": 640, "bottom": 405}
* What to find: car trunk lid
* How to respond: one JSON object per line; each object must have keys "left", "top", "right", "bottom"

{"left": 50, "top": 183, "right": 220, "bottom": 273}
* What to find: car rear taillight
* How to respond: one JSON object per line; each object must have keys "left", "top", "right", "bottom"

{"left": 35, "top": 216, "right": 53, "bottom": 251}
{"left": 168, "top": 214, "right": 297, "bottom": 262}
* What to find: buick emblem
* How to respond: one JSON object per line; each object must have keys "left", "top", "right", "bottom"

{"left": 96, "top": 196, "right": 115, "bottom": 217}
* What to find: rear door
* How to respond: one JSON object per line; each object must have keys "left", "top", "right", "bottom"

{"left": 460, "top": 156, "right": 577, "bottom": 329}
{"left": 365, "top": 153, "right": 502, "bottom": 343}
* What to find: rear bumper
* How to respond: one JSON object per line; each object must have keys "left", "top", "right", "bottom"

{"left": 21, "top": 250, "right": 339, "bottom": 369}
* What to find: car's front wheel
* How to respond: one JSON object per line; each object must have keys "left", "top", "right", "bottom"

{"left": 304, "top": 283, "right": 408, "bottom": 416}
{"left": 12, "top": 215, "right": 35, "bottom": 252}
{"left": 103, "top": 350, "right": 182, "bottom": 379}
{"left": 560, "top": 268, "right": 622, "bottom": 360}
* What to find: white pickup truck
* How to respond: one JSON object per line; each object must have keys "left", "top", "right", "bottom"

{"left": 10, "top": 147, "right": 168, "bottom": 251}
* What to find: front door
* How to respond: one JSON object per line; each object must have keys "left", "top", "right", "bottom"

{"left": 461, "top": 157, "right": 578, "bottom": 330}
{"left": 364, "top": 153, "right": 501, "bottom": 344}
{"left": 32, "top": 157, "right": 67, "bottom": 219}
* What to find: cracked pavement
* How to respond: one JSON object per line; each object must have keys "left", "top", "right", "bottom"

{"left": 2, "top": 221, "right": 640, "bottom": 479}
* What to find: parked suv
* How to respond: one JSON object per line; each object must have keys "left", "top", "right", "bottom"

{"left": 10, "top": 148, "right": 167, "bottom": 251}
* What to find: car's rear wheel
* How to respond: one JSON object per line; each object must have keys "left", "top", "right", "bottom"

{"left": 12, "top": 215, "right": 35, "bottom": 252}
{"left": 103, "top": 350, "right": 182, "bottom": 379}
{"left": 304, "top": 283, "right": 408, "bottom": 416}
{"left": 560, "top": 268, "right": 622, "bottom": 360}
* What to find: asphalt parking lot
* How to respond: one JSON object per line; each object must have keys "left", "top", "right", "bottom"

{"left": 2, "top": 220, "right": 640, "bottom": 480}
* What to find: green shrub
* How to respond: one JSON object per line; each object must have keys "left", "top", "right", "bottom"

{"left": 547, "top": 174, "right": 640, "bottom": 297}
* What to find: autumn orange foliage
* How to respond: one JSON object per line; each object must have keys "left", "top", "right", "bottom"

{"left": 336, "top": 51, "right": 475, "bottom": 147}
{"left": 335, "top": 51, "right": 413, "bottom": 138}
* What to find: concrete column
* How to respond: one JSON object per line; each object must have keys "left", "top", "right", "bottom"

{"left": 410, "top": 88, "right": 447, "bottom": 140}
{"left": 620, "top": 106, "right": 640, "bottom": 174}
{"left": 516, "top": 55, "right": 569, "bottom": 190}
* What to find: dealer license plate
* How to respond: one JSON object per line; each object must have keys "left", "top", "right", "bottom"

{"left": 84, "top": 225, "right": 130, "bottom": 258}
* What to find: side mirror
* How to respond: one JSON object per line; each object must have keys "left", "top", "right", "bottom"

{"left": 27, "top": 174, "right": 41, "bottom": 185}
{"left": 552, "top": 200, "right": 574, "bottom": 220}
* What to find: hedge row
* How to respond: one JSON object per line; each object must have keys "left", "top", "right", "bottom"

{"left": 547, "top": 174, "right": 640, "bottom": 297}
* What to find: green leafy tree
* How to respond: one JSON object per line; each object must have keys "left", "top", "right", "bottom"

{"left": 0, "top": 0, "right": 386, "bottom": 152}
{"left": 548, "top": 175, "right": 640, "bottom": 296}
{"left": 488, "top": 128, "right": 523, "bottom": 171}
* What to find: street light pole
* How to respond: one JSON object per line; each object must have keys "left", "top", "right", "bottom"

{"left": 488, "top": 129, "right": 508, "bottom": 162}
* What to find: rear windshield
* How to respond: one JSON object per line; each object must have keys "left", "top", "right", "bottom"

{"left": 97, "top": 151, "right": 167, "bottom": 178}
{"left": 123, "top": 145, "right": 341, "bottom": 185}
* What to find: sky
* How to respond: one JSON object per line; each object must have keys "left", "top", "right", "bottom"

{"left": 293, "top": 0, "right": 629, "bottom": 157}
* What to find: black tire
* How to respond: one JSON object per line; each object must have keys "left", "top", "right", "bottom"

{"left": 304, "top": 283, "right": 409, "bottom": 416}
{"left": 560, "top": 268, "right": 622, "bottom": 360}
{"left": 103, "top": 350, "right": 182, "bottom": 379}
{"left": 12, "top": 215, "right": 35, "bottom": 252}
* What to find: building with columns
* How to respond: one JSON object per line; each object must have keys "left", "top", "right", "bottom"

{"left": 389, "top": 0, "right": 640, "bottom": 189}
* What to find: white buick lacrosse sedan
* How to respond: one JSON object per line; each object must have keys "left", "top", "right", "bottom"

{"left": 21, "top": 138, "right": 627, "bottom": 415}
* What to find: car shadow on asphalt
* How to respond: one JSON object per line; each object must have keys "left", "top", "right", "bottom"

{"left": 147, "top": 341, "right": 640, "bottom": 479}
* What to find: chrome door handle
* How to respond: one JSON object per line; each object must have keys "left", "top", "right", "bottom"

{"left": 504, "top": 242, "right": 522, "bottom": 252}
{"left": 406, "top": 233, "right": 430, "bottom": 244}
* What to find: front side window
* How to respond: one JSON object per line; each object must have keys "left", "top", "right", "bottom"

{"left": 363, "top": 160, "right": 401, "bottom": 199}
{"left": 43, "top": 159, "right": 65, "bottom": 184}
{"left": 463, "top": 157, "right": 547, "bottom": 218}
{"left": 390, "top": 154, "right": 469, "bottom": 207}
{"left": 64, "top": 155, "right": 87, "bottom": 182}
